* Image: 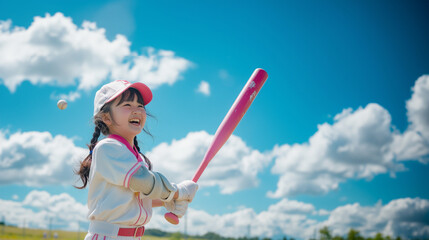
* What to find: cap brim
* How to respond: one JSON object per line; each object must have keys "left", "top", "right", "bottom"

{"left": 106, "top": 82, "right": 153, "bottom": 106}
{"left": 129, "top": 82, "right": 153, "bottom": 105}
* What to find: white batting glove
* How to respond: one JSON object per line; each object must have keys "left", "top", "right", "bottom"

{"left": 176, "top": 180, "right": 198, "bottom": 202}
{"left": 164, "top": 200, "right": 175, "bottom": 212}
{"left": 164, "top": 200, "right": 189, "bottom": 218}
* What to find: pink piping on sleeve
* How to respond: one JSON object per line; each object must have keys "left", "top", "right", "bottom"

{"left": 123, "top": 162, "right": 141, "bottom": 188}
{"left": 108, "top": 135, "right": 146, "bottom": 188}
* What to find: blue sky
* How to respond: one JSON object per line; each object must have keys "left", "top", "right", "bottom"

{"left": 0, "top": 0, "right": 428, "bottom": 239}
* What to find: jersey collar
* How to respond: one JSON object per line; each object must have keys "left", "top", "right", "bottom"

{"left": 108, "top": 134, "right": 143, "bottom": 162}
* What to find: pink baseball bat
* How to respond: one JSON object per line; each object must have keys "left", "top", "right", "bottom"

{"left": 165, "top": 68, "right": 268, "bottom": 224}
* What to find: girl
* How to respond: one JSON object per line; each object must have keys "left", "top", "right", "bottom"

{"left": 75, "top": 80, "right": 198, "bottom": 240}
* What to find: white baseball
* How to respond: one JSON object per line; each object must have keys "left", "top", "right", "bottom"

{"left": 57, "top": 99, "right": 68, "bottom": 110}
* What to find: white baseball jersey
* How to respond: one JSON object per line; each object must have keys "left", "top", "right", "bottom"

{"left": 87, "top": 135, "right": 152, "bottom": 226}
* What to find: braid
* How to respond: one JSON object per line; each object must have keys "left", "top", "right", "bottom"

{"left": 90, "top": 124, "right": 101, "bottom": 151}
{"left": 74, "top": 124, "right": 102, "bottom": 189}
{"left": 134, "top": 137, "right": 140, "bottom": 153}
{"left": 134, "top": 137, "right": 152, "bottom": 170}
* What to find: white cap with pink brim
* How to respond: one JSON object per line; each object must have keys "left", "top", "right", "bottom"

{"left": 93, "top": 80, "right": 152, "bottom": 116}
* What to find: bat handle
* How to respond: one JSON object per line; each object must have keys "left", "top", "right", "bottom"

{"left": 164, "top": 178, "right": 199, "bottom": 225}
{"left": 164, "top": 212, "right": 179, "bottom": 225}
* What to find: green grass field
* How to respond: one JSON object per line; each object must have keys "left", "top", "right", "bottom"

{"left": 0, "top": 225, "right": 170, "bottom": 240}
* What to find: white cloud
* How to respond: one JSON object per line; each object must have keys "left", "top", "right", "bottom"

{"left": 0, "top": 190, "right": 87, "bottom": 231}
{"left": 147, "top": 197, "right": 429, "bottom": 240}
{"left": 269, "top": 103, "right": 405, "bottom": 198}
{"left": 112, "top": 47, "right": 192, "bottom": 89}
{"left": 0, "top": 13, "right": 192, "bottom": 95}
{"left": 317, "top": 198, "right": 429, "bottom": 239}
{"left": 147, "top": 131, "right": 271, "bottom": 194}
{"left": 197, "top": 80, "right": 210, "bottom": 96}
{"left": 392, "top": 75, "right": 429, "bottom": 162}
{"left": 146, "top": 199, "right": 317, "bottom": 238}
{"left": 0, "top": 130, "right": 86, "bottom": 186}
{"left": 391, "top": 130, "right": 429, "bottom": 163}
{"left": 406, "top": 75, "right": 429, "bottom": 137}
{"left": 0, "top": 13, "right": 129, "bottom": 92}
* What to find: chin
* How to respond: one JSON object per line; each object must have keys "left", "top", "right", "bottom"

{"left": 133, "top": 128, "right": 144, "bottom": 135}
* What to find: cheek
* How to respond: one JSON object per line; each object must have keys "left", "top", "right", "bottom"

{"left": 142, "top": 113, "right": 147, "bottom": 125}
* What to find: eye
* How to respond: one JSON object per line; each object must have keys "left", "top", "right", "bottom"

{"left": 138, "top": 105, "right": 144, "bottom": 108}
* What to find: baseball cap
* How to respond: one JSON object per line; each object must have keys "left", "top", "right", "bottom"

{"left": 93, "top": 80, "right": 153, "bottom": 116}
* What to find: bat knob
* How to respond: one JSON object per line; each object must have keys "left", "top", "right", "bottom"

{"left": 164, "top": 212, "right": 179, "bottom": 225}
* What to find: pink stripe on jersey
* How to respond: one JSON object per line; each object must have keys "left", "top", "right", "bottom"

{"left": 141, "top": 198, "right": 149, "bottom": 225}
{"left": 133, "top": 194, "right": 143, "bottom": 225}
{"left": 136, "top": 153, "right": 144, "bottom": 163}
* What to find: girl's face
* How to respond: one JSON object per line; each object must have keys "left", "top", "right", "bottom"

{"left": 103, "top": 92, "right": 147, "bottom": 145}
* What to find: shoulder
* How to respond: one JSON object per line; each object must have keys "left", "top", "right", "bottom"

{"left": 95, "top": 138, "right": 124, "bottom": 151}
{"left": 94, "top": 138, "right": 128, "bottom": 159}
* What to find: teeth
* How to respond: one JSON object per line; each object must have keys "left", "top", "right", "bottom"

{"left": 130, "top": 118, "right": 140, "bottom": 123}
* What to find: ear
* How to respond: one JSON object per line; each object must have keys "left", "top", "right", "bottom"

{"left": 101, "top": 113, "right": 112, "bottom": 126}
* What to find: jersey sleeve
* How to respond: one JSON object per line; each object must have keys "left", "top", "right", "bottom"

{"left": 92, "top": 139, "right": 143, "bottom": 188}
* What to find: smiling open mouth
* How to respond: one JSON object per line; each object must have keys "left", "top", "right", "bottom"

{"left": 129, "top": 118, "right": 140, "bottom": 125}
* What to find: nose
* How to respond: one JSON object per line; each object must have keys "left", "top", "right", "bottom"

{"left": 132, "top": 106, "right": 145, "bottom": 114}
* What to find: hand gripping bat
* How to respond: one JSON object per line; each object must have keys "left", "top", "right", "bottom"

{"left": 165, "top": 68, "right": 268, "bottom": 224}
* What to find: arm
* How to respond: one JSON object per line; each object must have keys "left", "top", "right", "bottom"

{"left": 129, "top": 167, "right": 177, "bottom": 201}
{"left": 153, "top": 192, "right": 179, "bottom": 207}
{"left": 152, "top": 199, "right": 164, "bottom": 208}
{"left": 94, "top": 140, "right": 194, "bottom": 201}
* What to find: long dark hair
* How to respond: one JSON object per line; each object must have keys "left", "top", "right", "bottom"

{"left": 75, "top": 88, "right": 153, "bottom": 189}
